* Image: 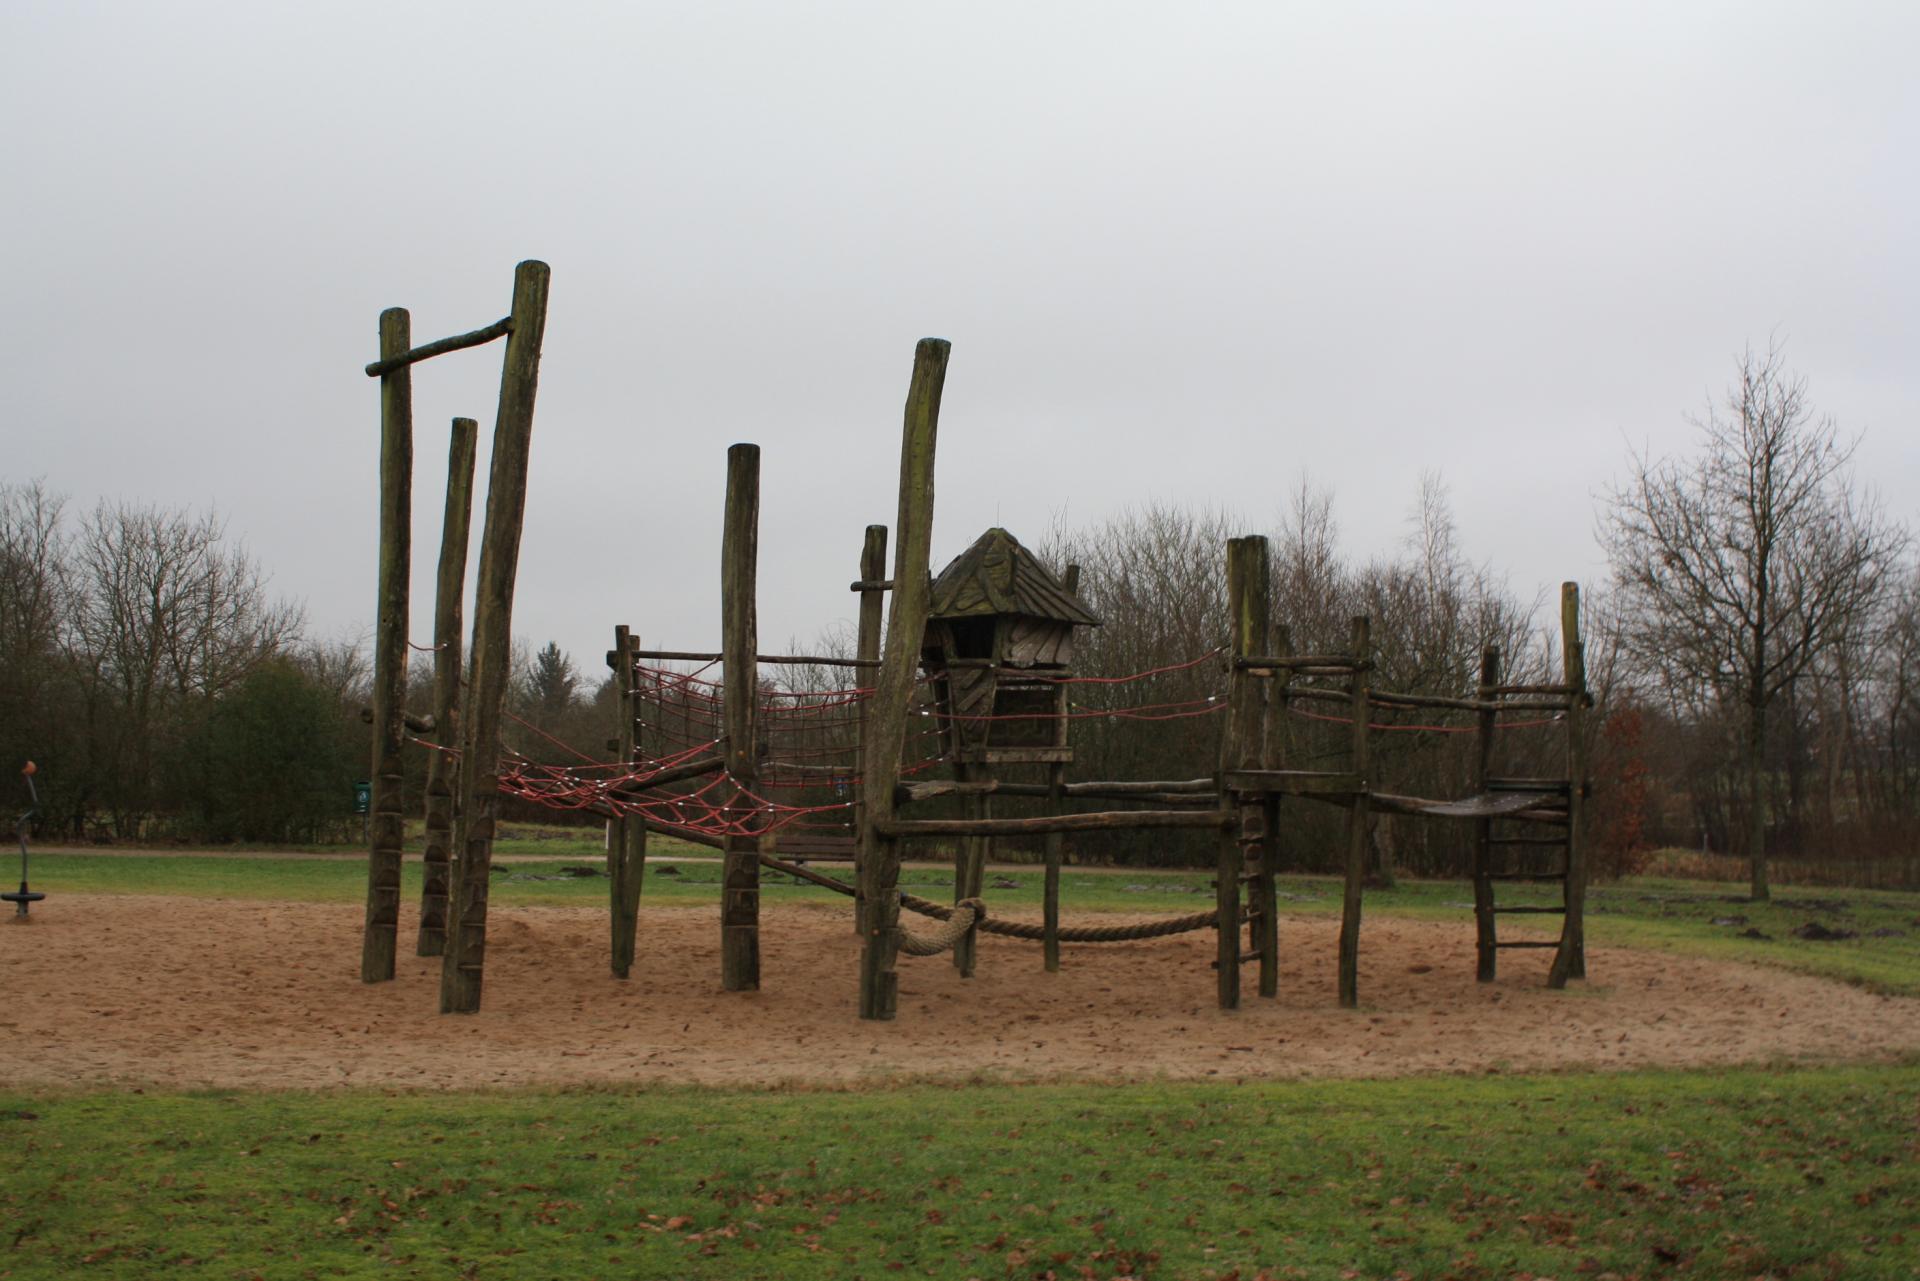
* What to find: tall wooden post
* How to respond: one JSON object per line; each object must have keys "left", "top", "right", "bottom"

{"left": 852, "top": 525, "right": 888, "bottom": 936}
{"left": 1041, "top": 563, "right": 1078, "bottom": 973}
{"left": 362, "top": 306, "right": 412, "bottom": 983}
{"left": 952, "top": 769, "right": 990, "bottom": 977}
{"left": 1337, "top": 615, "right": 1371, "bottom": 1009}
{"left": 609, "top": 626, "right": 646, "bottom": 977}
{"left": 440, "top": 260, "right": 551, "bottom": 1014}
{"left": 417, "top": 417, "right": 477, "bottom": 957}
{"left": 1216, "top": 536, "right": 1268, "bottom": 1010}
{"left": 858, "top": 338, "right": 948, "bottom": 1021}
{"left": 1471, "top": 646, "right": 1500, "bottom": 981}
{"left": 721, "top": 443, "right": 762, "bottom": 991}
{"left": 1256, "top": 622, "right": 1289, "bottom": 999}
{"left": 1550, "top": 583, "right": 1589, "bottom": 987}
{"left": 1469, "top": 646, "right": 1503, "bottom": 979}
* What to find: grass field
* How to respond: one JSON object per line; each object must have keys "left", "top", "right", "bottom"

{"left": 3, "top": 1068, "right": 1915, "bottom": 1279}
{"left": 8, "top": 837, "right": 1919, "bottom": 1279}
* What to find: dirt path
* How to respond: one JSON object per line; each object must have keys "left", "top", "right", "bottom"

{"left": 4, "top": 895, "right": 1916, "bottom": 1091}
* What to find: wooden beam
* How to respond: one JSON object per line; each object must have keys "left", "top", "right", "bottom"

{"left": 877, "top": 809, "right": 1230, "bottom": 837}
{"left": 858, "top": 338, "right": 947, "bottom": 1021}
{"left": 417, "top": 416, "right": 477, "bottom": 958}
{"left": 363, "top": 315, "right": 512, "bottom": 377}
{"left": 624, "top": 648, "right": 880, "bottom": 668}
{"left": 439, "top": 259, "right": 550, "bottom": 1015}
{"left": 1220, "top": 769, "right": 1363, "bottom": 796}
{"left": 361, "top": 307, "right": 412, "bottom": 984}
{"left": 720, "top": 442, "right": 761, "bottom": 992}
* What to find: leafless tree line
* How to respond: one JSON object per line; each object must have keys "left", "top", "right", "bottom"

{"left": 7, "top": 348, "right": 1910, "bottom": 886}
{"left": 0, "top": 480, "right": 345, "bottom": 841}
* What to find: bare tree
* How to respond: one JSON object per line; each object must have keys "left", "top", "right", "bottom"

{"left": 65, "top": 500, "right": 302, "bottom": 834}
{"left": 0, "top": 481, "right": 70, "bottom": 802}
{"left": 1601, "top": 343, "right": 1907, "bottom": 899}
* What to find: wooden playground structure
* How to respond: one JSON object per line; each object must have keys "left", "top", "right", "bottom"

{"left": 359, "top": 264, "right": 1592, "bottom": 1020}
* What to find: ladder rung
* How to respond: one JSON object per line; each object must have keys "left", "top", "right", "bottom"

{"left": 1487, "top": 778, "right": 1569, "bottom": 792}
{"left": 1493, "top": 906, "right": 1567, "bottom": 915}
{"left": 1488, "top": 871, "right": 1567, "bottom": 882}
{"left": 1493, "top": 941, "right": 1560, "bottom": 949}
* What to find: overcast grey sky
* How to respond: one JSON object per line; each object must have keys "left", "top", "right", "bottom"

{"left": 5, "top": 1, "right": 1915, "bottom": 672}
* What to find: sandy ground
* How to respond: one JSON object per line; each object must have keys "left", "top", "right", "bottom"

{"left": 3, "top": 894, "right": 1917, "bottom": 1091}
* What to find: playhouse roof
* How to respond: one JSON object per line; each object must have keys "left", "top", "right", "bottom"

{"left": 928, "top": 528, "right": 1101, "bottom": 627}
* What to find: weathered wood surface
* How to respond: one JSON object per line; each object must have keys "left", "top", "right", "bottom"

{"left": 852, "top": 527, "right": 889, "bottom": 936}
{"left": 363, "top": 315, "right": 513, "bottom": 377}
{"left": 1253, "top": 618, "right": 1288, "bottom": 999}
{"left": 417, "top": 416, "right": 477, "bottom": 959}
{"left": 359, "top": 706, "right": 436, "bottom": 732}
{"left": 608, "top": 626, "right": 646, "bottom": 978}
{"left": 721, "top": 443, "right": 761, "bottom": 992}
{"left": 1216, "top": 536, "right": 1269, "bottom": 1010}
{"left": 898, "top": 778, "right": 1213, "bottom": 803}
{"left": 877, "top": 809, "right": 1231, "bottom": 837}
{"left": 1042, "top": 562, "right": 1080, "bottom": 973}
{"left": 1472, "top": 646, "right": 1499, "bottom": 982}
{"left": 858, "top": 339, "right": 947, "bottom": 1021}
{"left": 623, "top": 648, "right": 880, "bottom": 668}
{"left": 1337, "top": 615, "right": 1371, "bottom": 1009}
{"left": 440, "top": 260, "right": 550, "bottom": 1015}
{"left": 1220, "top": 769, "right": 1362, "bottom": 796}
{"left": 1234, "top": 653, "right": 1367, "bottom": 671}
{"left": 606, "top": 752, "right": 726, "bottom": 793}
{"left": 952, "top": 763, "right": 989, "bottom": 977}
{"left": 362, "top": 307, "right": 412, "bottom": 984}
{"left": 1549, "top": 582, "right": 1590, "bottom": 988}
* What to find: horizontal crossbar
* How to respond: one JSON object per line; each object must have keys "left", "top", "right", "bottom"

{"left": 365, "top": 316, "right": 513, "bottom": 377}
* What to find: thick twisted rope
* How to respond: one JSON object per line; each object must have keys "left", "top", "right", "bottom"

{"left": 900, "top": 897, "right": 986, "bottom": 957}
{"left": 758, "top": 852, "right": 1221, "bottom": 945}
{"left": 900, "top": 891, "right": 1219, "bottom": 943}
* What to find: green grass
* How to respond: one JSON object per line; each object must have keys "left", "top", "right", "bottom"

{"left": 27, "top": 847, "right": 1920, "bottom": 994}
{"left": 2, "top": 1066, "right": 1914, "bottom": 1280}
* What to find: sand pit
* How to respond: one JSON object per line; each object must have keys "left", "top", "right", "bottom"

{"left": 3, "top": 894, "right": 1917, "bottom": 1091}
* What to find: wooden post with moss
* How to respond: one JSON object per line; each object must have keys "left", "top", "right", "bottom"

{"left": 1471, "top": 645, "right": 1500, "bottom": 981}
{"left": 1549, "top": 582, "right": 1589, "bottom": 988}
{"left": 851, "top": 524, "right": 888, "bottom": 936}
{"left": 361, "top": 306, "right": 412, "bottom": 983}
{"left": 440, "top": 260, "right": 551, "bottom": 1015}
{"left": 1041, "top": 563, "right": 1079, "bottom": 973}
{"left": 609, "top": 625, "right": 646, "bottom": 977}
{"left": 1215, "top": 536, "right": 1268, "bottom": 1009}
{"left": 416, "top": 416, "right": 477, "bottom": 958}
{"left": 858, "top": 338, "right": 948, "bottom": 1021}
{"left": 721, "top": 443, "right": 762, "bottom": 991}
{"left": 1337, "top": 614, "right": 1371, "bottom": 1009}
